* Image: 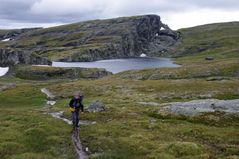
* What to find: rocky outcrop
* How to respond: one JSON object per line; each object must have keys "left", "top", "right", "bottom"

{"left": 5, "top": 15, "right": 179, "bottom": 62}
{"left": 0, "top": 49, "right": 52, "bottom": 67}
{"left": 14, "top": 65, "right": 112, "bottom": 80}
{"left": 67, "top": 15, "right": 179, "bottom": 61}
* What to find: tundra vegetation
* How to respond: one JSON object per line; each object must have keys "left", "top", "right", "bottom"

{"left": 0, "top": 20, "right": 238, "bottom": 159}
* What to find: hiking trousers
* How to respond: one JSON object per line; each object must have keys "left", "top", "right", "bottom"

{"left": 72, "top": 109, "right": 80, "bottom": 127}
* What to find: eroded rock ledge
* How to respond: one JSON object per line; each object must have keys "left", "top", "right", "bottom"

{"left": 14, "top": 65, "right": 112, "bottom": 80}
{"left": 0, "top": 48, "right": 51, "bottom": 67}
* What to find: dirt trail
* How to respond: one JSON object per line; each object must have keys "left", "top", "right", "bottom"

{"left": 72, "top": 128, "right": 88, "bottom": 159}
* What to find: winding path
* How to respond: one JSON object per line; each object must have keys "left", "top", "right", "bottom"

{"left": 41, "top": 88, "right": 89, "bottom": 159}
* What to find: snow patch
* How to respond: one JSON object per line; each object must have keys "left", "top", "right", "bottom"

{"left": 160, "top": 28, "right": 166, "bottom": 31}
{"left": 0, "top": 67, "right": 9, "bottom": 77}
{"left": 140, "top": 53, "right": 147, "bottom": 57}
{"left": 1, "top": 38, "right": 11, "bottom": 42}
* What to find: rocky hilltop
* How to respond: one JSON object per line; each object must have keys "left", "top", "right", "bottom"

{"left": 0, "top": 28, "right": 41, "bottom": 41}
{"left": 0, "top": 15, "right": 179, "bottom": 63}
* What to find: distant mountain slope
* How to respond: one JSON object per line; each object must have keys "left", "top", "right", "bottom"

{"left": 116, "top": 22, "right": 239, "bottom": 79}
{"left": 171, "top": 22, "right": 239, "bottom": 59}
{"left": 0, "top": 28, "right": 41, "bottom": 41}
{"left": 0, "top": 17, "right": 238, "bottom": 65}
{"left": 0, "top": 15, "right": 179, "bottom": 63}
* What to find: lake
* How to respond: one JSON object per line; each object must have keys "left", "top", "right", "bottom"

{"left": 0, "top": 58, "right": 180, "bottom": 77}
{"left": 53, "top": 57, "right": 179, "bottom": 74}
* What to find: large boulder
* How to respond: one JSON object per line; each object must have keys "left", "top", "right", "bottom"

{"left": 86, "top": 101, "right": 105, "bottom": 113}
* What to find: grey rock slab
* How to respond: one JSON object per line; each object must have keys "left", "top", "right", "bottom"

{"left": 161, "top": 99, "right": 239, "bottom": 116}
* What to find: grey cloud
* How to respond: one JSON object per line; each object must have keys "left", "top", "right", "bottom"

{"left": 0, "top": 0, "right": 238, "bottom": 29}
{"left": 187, "top": 0, "right": 239, "bottom": 10}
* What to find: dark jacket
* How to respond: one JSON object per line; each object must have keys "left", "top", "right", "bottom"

{"left": 69, "top": 96, "right": 84, "bottom": 112}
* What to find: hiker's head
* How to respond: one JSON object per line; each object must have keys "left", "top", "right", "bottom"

{"left": 73, "top": 92, "right": 81, "bottom": 99}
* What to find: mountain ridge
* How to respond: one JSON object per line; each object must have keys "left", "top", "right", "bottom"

{"left": 0, "top": 14, "right": 179, "bottom": 65}
{"left": 0, "top": 15, "right": 238, "bottom": 67}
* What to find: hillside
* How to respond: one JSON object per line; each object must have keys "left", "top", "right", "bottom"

{"left": 117, "top": 22, "right": 239, "bottom": 79}
{"left": 172, "top": 22, "right": 239, "bottom": 58}
{"left": 0, "top": 15, "right": 179, "bottom": 63}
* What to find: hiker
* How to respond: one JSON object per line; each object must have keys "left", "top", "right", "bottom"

{"left": 69, "top": 92, "right": 84, "bottom": 128}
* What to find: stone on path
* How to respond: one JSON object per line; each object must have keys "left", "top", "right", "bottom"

{"left": 41, "top": 88, "right": 56, "bottom": 100}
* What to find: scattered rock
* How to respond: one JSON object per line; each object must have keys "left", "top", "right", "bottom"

{"left": 86, "top": 101, "right": 105, "bottom": 112}
{"left": 205, "top": 57, "right": 214, "bottom": 61}
{"left": 46, "top": 100, "right": 56, "bottom": 106}
{"left": 150, "top": 119, "right": 157, "bottom": 124}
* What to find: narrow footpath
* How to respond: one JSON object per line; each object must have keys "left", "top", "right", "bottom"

{"left": 41, "top": 88, "right": 89, "bottom": 159}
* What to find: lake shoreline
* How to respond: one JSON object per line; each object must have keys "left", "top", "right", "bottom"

{"left": 52, "top": 57, "right": 180, "bottom": 74}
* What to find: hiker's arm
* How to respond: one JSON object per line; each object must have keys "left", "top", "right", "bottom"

{"left": 69, "top": 99, "right": 74, "bottom": 107}
{"left": 80, "top": 96, "right": 84, "bottom": 112}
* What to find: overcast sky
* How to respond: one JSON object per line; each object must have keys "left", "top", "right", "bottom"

{"left": 0, "top": 0, "right": 239, "bottom": 30}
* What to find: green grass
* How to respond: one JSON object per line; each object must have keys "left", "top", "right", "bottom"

{"left": 116, "top": 58, "right": 239, "bottom": 80}
{"left": 0, "top": 84, "right": 76, "bottom": 159}
{"left": 41, "top": 77, "right": 238, "bottom": 158}
{"left": 0, "top": 73, "right": 239, "bottom": 159}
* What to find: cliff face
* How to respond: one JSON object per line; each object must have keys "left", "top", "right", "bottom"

{"left": 0, "top": 49, "right": 52, "bottom": 67}
{"left": 0, "top": 15, "right": 179, "bottom": 62}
